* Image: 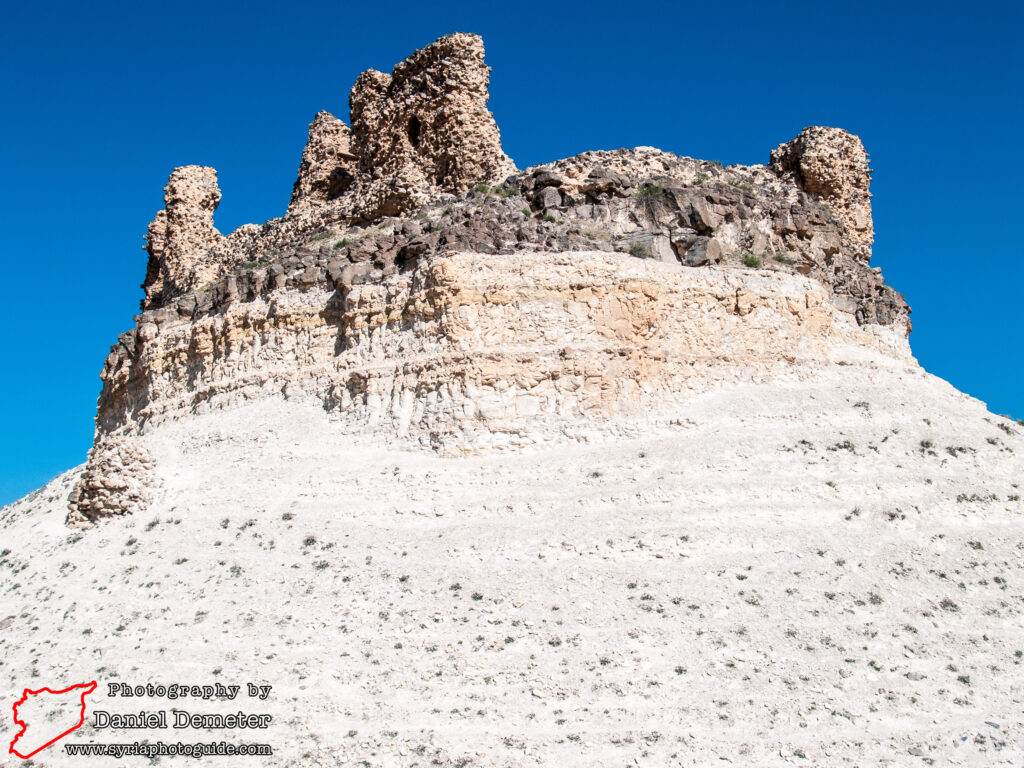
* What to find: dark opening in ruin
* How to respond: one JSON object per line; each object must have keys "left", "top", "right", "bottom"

{"left": 407, "top": 116, "right": 421, "bottom": 148}
{"left": 327, "top": 167, "right": 354, "bottom": 200}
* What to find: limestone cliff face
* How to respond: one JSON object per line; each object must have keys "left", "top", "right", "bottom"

{"left": 68, "top": 250, "right": 910, "bottom": 525}
{"left": 70, "top": 33, "right": 913, "bottom": 525}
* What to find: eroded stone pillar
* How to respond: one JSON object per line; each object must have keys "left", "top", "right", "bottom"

{"left": 770, "top": 127, "right": 873, "bottom": 259}
{"left": 142, "top": 165, "right": 224, "bottom": 308}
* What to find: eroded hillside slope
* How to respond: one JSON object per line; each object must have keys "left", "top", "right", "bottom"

{"left": 2, "top": 367, "right": 1023, "bottom": 766}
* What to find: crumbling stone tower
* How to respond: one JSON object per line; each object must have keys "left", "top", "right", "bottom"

{"left": 287, "top": 111, "right": 358, "bottom": 211}
{"left": 287, "top": 32, "right": 515, "bottom": 220}
{"left": 347, "top": 32, "right": 516, "bottom": 216}
{"left": 770, "top": 126, "right": 874, "bottom": 259}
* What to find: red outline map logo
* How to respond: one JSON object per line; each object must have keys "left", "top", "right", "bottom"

{"left": 8, "top": 681, "right": 97, "bottom": 759}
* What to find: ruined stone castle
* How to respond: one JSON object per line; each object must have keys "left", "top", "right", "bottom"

{"left": 69, "top": 32, "right": 910, "bottom": 524}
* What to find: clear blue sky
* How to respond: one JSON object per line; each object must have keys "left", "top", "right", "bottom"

{"left": 1, "top": 0, "right": 1021, "bottom": 505}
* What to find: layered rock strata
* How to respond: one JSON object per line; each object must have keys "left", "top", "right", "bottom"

{"left": 70, "top": 33, "right": 912, "bottom": 524}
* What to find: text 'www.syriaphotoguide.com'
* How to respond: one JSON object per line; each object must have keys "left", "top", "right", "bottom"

{"left": 64, "top": 741, "right": 272, "bottom": 758}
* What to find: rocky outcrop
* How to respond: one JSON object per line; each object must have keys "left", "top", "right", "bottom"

{"left": 288, "top": 111, "right": 358, "bottom": 211}
{"left": 349, "top": 32, "right": 515, "bottom": 218}
{"left": 516, "top": 144, "right": 905, "bottom": 327}
{"left": 71, "top": 33, "right": 915, "bottom": 524}
{"left": 770, "top": 126, "right": 873, "bottom": 258}
{"left": 142, "top": 166, "right": 224, "bottom": 309}
{"left": 135, "top": 142, "right": 907, "bottom": 326}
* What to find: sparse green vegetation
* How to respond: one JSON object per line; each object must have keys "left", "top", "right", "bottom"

{"left": 333, "top": 238, "right": 350, "bottom": 250}
{"left": 945, "top": 445, "right": 974, "bottom": 457}
{"left": 628, "top": 243, "right": 651, "bottom": 258}
{"left": 741, "top": 253, "right": 761, "bottom": 268}
{"left": 307, "top": 231, "right": 332, "bottom": 243}
{"left": 773, "top": 254, "right": 796, "bottom": 265}
{"left": 474, "top": 183, "right": 520, "bottom": 197}
{"left": 692, "top": 172, "right": 710, "bottom": 184}
{"left": 957, "top": 492, "right": 999, "bottom": 503}
{"left": 728, "top": 179, "right": 754, "bottom": 192}
{"left": 543, "top": 214, "right": 557, "bottom": 223}
{"left": 231, "top": 256, "right": 273, "bottom": 275}
{"left": 636, "top": 184, "right": 664, "bottom": 198}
